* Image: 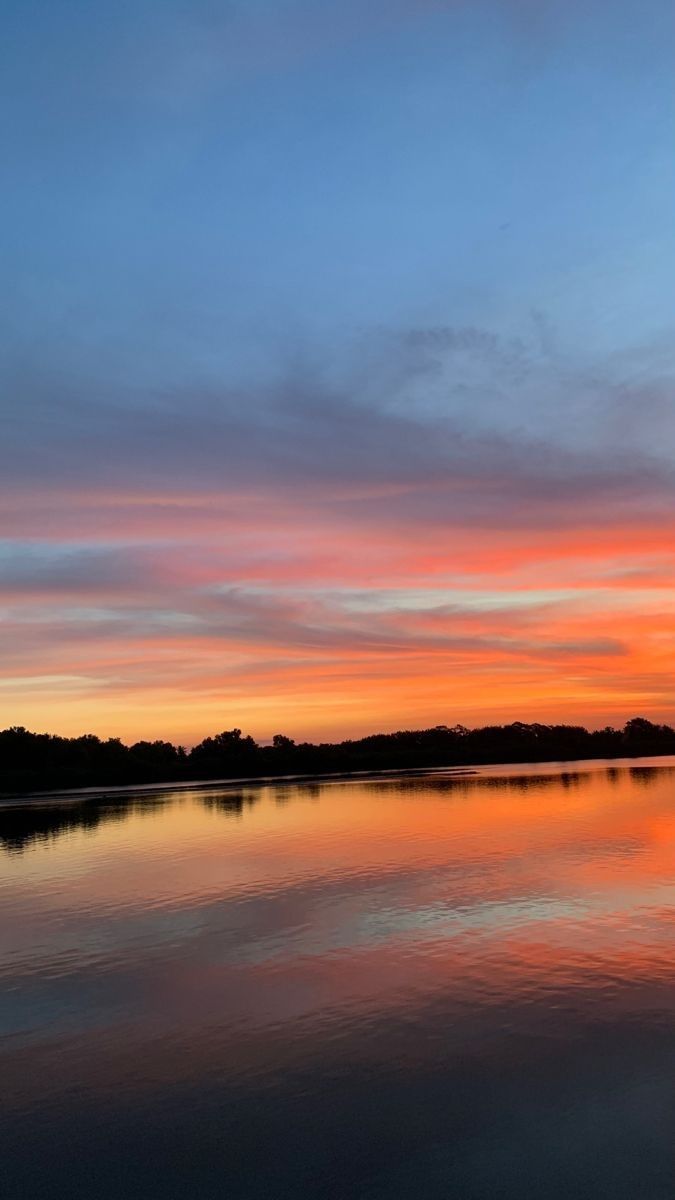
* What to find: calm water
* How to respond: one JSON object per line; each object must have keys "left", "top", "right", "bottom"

{"left": 3, "top": 759, "right": 675, "bottom": 1199}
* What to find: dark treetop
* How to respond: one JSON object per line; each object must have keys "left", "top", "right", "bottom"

{"left": 2, "top": 717, "right": 675, "bottom": 797}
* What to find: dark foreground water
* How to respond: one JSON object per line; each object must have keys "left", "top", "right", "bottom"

{"left": 3, "top": 758, "right": 675, "bottom": 1199}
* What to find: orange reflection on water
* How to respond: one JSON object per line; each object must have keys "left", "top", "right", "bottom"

{"left": 4, "top": 759, "right": 675, "bottom": 1200}
{"left": 4, "top": 759, "right": 675, "bottom": 957}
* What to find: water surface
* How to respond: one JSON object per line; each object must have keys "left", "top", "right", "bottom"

{"left": 3, "top": 758, "right": 675, "bottom": 1198}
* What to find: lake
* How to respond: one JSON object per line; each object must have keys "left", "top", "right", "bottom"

{"left": 2, "top": 757, "right": 675, "bottom": 1199}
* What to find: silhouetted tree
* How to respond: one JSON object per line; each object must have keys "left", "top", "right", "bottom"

{"left": 2, "top": 716, "right": 675, "bottom": 797}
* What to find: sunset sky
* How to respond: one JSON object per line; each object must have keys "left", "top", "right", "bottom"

{"left": 2, "top": 0, "right": 675, "bottom": 745}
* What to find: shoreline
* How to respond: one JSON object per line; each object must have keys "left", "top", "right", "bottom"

{"left": 3, "top": 751, "right": 675, "bottom": 808}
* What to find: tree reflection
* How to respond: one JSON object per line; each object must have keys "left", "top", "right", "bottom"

{"left": 0, "top": 795, "right": 168, "bottom": 855}
{"left": 3, "top": 760, "right": 674, "bottom": 857}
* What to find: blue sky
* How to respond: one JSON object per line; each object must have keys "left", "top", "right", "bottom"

{"left": 4, "top": 0, "right": 674, "bottom": 381}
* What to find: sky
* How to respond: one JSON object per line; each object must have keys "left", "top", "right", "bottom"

{"left": 2, "top": 0, "right": 675, "bottom": 745}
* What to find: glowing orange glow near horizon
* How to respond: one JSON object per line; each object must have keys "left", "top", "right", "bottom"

{"left": 2, "top": 483, "right": 675, "bottom": 746}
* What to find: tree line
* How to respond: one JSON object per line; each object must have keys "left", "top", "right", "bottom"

{"left": 1, "top": 716, "right": 675, "bottom": 796}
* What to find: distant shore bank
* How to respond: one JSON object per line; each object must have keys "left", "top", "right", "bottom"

{"left": 3, "top": 748, "right": 675, "bottom": 808}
